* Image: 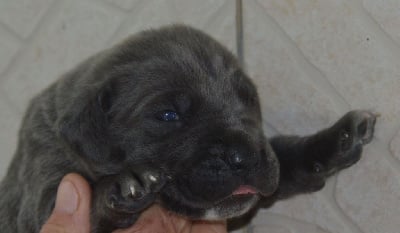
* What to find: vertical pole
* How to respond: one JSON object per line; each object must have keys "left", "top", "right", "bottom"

{"left": 236, "top": 0, "right": 244, "bottom": 67}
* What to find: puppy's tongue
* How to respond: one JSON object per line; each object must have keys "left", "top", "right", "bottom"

{"left": 232, "top": 185, "right": 258, "bottom": 195}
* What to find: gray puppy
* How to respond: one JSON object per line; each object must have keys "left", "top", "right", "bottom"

{"left": 0, "top": 25, "right": 376, "bottom": 233}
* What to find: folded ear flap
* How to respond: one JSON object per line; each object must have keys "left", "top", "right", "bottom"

{"left": 57, "top": 85, "right": 113, "bottom": 163}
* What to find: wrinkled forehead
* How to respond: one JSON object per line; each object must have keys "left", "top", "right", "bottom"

{"left": 166, "top": 41, "right": 238, "bottom": 79}
{"left": 131, "top": 48, "right": 241, "bottom": 100}
{"left": 110, "top": 31, "right": 260, "bottom": 118}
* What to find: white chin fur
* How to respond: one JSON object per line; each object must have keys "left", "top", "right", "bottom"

{"left": 202, "top": 195, "right": 259, "bottom": 220}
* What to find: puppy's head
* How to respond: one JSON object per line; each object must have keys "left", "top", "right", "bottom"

{"left": 59, "top": 25, "right": 279, "bottom": 219}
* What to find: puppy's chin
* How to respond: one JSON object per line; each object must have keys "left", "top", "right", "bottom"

{"left": 159, "top": 185, "right": 262, "bottom": 220}
{"left": 201, "top": 194, "right": 260, "bottom": 220}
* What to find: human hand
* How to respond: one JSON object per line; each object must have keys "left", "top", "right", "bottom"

{"left": 40, "top": 173, "right": 227, "bottom": 233}
{"left": 113, "top": 204, "right": 227, "bottom": 233}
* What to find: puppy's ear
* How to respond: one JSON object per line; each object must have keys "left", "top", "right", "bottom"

{"left": 57, "top": 84, "right": 113, "bottom": 163}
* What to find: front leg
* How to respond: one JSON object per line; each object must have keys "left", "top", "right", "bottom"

{"left": 261, "top": 110, "right": 377, "bottom": 207}
{"left": 91, "top": 167, "right": 166, "bottom": 233}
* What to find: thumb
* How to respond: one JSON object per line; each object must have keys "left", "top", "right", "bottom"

{"left": 40, "top": 173, "right": 92, "bottom": 233}
{"left": 191, "top": 220, "right": 227, "bottom": 233}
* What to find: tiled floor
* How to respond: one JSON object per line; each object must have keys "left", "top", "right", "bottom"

{"left": 0, "top": 0, "right": 399, "bottom": 232}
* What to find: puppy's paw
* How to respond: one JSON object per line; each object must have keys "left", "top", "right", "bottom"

{"left": 305, "top": 110, "right": 377, "bottom": 177}
{"left": 337, "top": 110, "right": 377, "bottom": 152}
{"left": 106, "top": 169, "right": 166, "bottom": 213}
{"left": 92, "top": 169, "right": 167, "bottom": 231}
{"left": 319, "top": 110, "right": 378, "bottom": 172}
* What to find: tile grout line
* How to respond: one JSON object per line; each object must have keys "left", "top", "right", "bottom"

{"left": 323, "top": 182, "right": 365, "bottom": 233}
{"left": 197, "top": 0, "right": 232, "bottom": 36}
{"left": 0, "top": 21, "right": 24, "bottom": 88}
{"left": 88, "top": 0, "right": 128, "bottom": 15}
{"left": 98, "top": 0, "right": 132, "bottom": 13}
{"left": 387, "top": 137, "right": 400, "bottom": 171}
{"left": 375, "top": 138, "right": 400, "bottom": 180}
{"left": 0, "top": 21, "right": 25, "bottom": 43}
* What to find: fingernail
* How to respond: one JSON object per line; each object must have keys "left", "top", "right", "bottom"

{"left": 54, "top": 180, "right": 79, "bottom": 214}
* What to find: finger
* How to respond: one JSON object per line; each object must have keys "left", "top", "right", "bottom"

{"left": 113, "top": 205, "right": 191, "bottom": 233}
{"left": 191, "top": 220, "right": 227, "bottom": 233}
{"left": 167, "top": 211, "right": 192, "bottom": 233}
{"left": 40, "top": 173, "right": 92, "bottom": 233}
{"left": 113, "top": 205, "right": 168, "bottom": 233}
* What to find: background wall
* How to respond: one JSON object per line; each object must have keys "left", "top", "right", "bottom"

{"left": 0, "top": 0, "right": 399, "bottom": 232}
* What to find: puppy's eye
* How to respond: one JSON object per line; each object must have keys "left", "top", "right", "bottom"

{"left": 312, "top": 162, "right": 323, "bottom": 173}
{"left": 158, "top": 110, "right": 180, "bottom": 122}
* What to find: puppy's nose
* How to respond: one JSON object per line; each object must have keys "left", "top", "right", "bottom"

{"left": 227, "top": 150, "right": 257, "bottom": 171}
{"left": 229, "top": 152, "right": 243, "bottom": 166}
{"left": 208, "top": 144, "right": 258, "bottom": 171}
{"left": 207, "top": 130, "right": 260, "bottom": 171}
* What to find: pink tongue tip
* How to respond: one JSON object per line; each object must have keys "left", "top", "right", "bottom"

{"left": 232, "top": 185, "right": 258, "bottom": 195}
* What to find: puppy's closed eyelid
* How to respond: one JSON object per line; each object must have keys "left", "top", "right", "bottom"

{"left": 174, "top": 93, "right": 192, "bottom": 113}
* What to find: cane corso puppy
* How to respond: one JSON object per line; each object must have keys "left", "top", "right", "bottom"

{"left": 0, "top": 25, "right": 377, "bottom": 233}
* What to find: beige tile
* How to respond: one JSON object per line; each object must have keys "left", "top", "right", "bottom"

{"left": 390, "top": 129, "right": 400, "bottom": 161}
{"left": 255, "top": 0, "right": 400, "bottom": 142}
{"left": 252, "top": 211, "right": 332, "bottom": 233}
{"left": 105, "top": 0, "right": 141, "bottom": 10}
{"left": 243, "top": 0, "right": 346, "bottom": 136}
{"left": 264, "top": 193, "right": 351, "bottom": 233}
{"left": 0, "top": 0, "right": 55, "bottom": 38}
{"left": 336, "top": 142, "right": 400, "bottom": 233}
{"left": 0, "top": 25, "right": 21, "bottom": 75}
{"left": 253, "top": 225, "right": 292, "bottom": 233}
{"left": 362, "top": 0, "right": 400, "bottom": 45}
{"left": 0, "top": 0, "right": 125, "bottom": 113}
{"left": 0, "top": 97, "right": 22, "bottom": 179}
{"left": 243, "top": 1, "right": 400, "bottom": 233}
{"left": 109, "top": 0, "right": 236, "bottom": 54}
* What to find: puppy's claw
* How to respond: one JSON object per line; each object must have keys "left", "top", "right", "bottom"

{"left": 148, "top": 174, "right": 158, "bottom": 183}
{"left": 108, "top": 196, "right": 116, "bottom": 209}
{"left": 129, "top": 185, "right": 136, "bottom": 197}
